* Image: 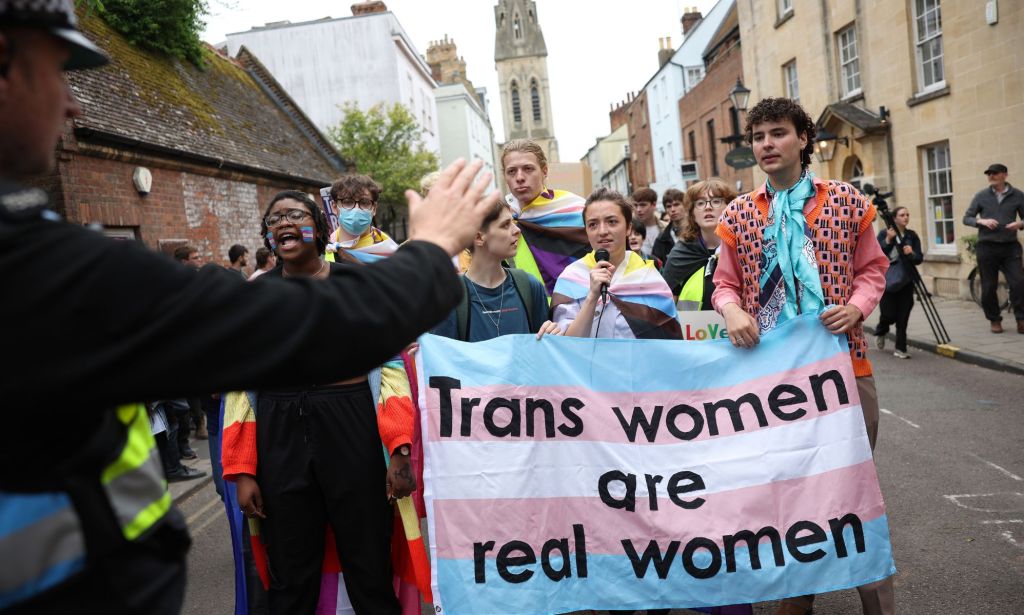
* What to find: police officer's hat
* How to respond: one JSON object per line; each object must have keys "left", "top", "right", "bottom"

{"left": 0, "top": 0, "right": 109, "bottom": 69}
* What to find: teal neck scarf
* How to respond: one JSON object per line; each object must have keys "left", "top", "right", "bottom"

{"left": 762, "top": 170, "right": 825, "bottom": 322}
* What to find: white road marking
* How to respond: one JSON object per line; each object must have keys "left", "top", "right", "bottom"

{"left": 981, "top": 519, "right": 1024, "bottom": 525}
{"left": 969, "top": 453, "right": 1023, "bottom": 482}
{"left": 943, "top": 492, "right": 1024, "bottom": 513}
{"left": 880, "top": 408, "right": 920, "bottom": 429}
{"left": 191, "top": 506, "right": 226, "bottom": 536}
{"left": 999, "top": 531, "right": 1024, "bottom": 550}
{"left": 185, "top": 496, "right": 223, "bottom": 526}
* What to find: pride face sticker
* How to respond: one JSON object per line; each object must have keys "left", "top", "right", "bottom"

{"left": 301, "top": 226, "right": 316, "bottom": 243}
{"left": 266, "top": 231, "right": 277, "bottom": 250}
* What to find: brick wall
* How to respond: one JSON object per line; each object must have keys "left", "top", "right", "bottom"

{"left": 48, "top": 145, "right": 326, "bottom": 272}
{"left": 626, "top": 90, "right": 655, "bottom": 188}
{"left": 678, "top": 39, "right": 755, "bottom": 193}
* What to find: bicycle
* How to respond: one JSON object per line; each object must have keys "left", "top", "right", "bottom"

{"left": 964, "top": 237, "right": 1011, "bottom": 311}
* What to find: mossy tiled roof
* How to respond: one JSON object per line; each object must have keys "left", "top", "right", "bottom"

{"left": 69, "top": 12, "right": 343, "bottom": 184}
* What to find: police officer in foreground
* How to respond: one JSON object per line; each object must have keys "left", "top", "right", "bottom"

{"left": 0, "top": 2, "right": 497, "bottom": 612}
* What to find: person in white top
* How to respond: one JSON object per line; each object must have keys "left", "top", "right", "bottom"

{"left": 247, "top": 247, "right": 277, "bottom": 280}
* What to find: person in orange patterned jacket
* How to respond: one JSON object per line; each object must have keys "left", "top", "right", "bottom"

{"left": 711, "top": 98, "right": 892, "bottom": 615}
{"left": 221, "top": 191, "right": 429, "bottom": 615}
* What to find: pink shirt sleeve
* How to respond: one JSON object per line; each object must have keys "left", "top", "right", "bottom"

{"left": 711, "top": 241, "right": 743, "bottom": 314}
{"left": 848, "top": 223, "right": 889, "bottom": 320}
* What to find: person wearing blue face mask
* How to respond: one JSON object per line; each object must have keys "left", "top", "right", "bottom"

{"left": 326, "top": 175, "right": 401, "bottom": 263}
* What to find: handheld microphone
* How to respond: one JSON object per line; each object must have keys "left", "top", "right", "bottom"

{"left": 594, "top": 248, "right": 610, "bottom": 304}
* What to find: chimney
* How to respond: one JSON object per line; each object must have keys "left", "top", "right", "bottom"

{"left": 681, "top": 7, "right": 703, "bottom": 36}
{"left": 658, "top": 36, "right": 674, "bottom": 67}
{"left": 351, "top": 1, "right": 387, "bottom": 16}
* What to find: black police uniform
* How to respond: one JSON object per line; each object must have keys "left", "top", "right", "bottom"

{"left": 0, "top": 180, "right": 462, "bottom": 613}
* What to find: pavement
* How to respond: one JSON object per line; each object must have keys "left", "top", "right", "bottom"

{"left": 168, "top": 437, "right": 216, "bottom": 505}
{"left": 864, "top": 295, "right": 1024, "bottom": 376}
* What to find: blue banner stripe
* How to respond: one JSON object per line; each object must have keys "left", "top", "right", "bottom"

{"left": 434, "top": 515, "right": 894, "bottom": 615}
{"left": 0, "top": 492, "right": 73, "bottom": 539}
{"left": 420, "top": 313, "right": 846, "bottom": 392}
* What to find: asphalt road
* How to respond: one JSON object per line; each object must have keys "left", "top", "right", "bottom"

{"left": 181, "top": 346, "right": 1024, "bottom": 614}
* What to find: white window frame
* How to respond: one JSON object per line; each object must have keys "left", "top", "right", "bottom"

{"left": 686, "top": 67, "right": 704, "bottom": 92}
{"left": 778, "top": 0, "right": 793, "bottom": 19}
{"left": 922, "top": 142, "right": 955, "bottom": 254}
{"left": 912, "top": 0, "right": 945, "bottom": 93}
{"left": 837, "top": 25, "right": 861, "bottom": 98}
{"left": 783, "top": 60, "right": 799, "bottom": 101}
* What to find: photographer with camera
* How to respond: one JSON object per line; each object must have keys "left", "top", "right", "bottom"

{"left": 875, "top": 206, "right": 923, "bottom": 358}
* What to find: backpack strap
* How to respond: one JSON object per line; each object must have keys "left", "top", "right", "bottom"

{"left": 506, "top": 268, "right": 536, "bottom": 332}
{"left": 455, "top": 275, "right": 471, "bottom": 341}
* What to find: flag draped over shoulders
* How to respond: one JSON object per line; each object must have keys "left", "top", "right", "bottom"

{"left": 552, "top": 250, "right": 682, "bottom": 339}
{"left": 327, "top": 227, "right": 400, "bottom": 264}
{"left": 513, "top": 189, "right": 590, "bottom": 294}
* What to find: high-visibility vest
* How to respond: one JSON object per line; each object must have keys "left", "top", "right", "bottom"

{"left": 0, "top": 403, "right": 171, "bottom": 610}
{"left": 677, "top": 266, "right": 706, "bottom": 312}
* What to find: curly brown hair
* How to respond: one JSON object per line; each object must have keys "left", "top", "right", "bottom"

{"left": 329, "top": 174, "right": 382, "bottom": 204}
{"left": 744, "top": 97, "right": 816, "bottom": 169}
{"left": 681, "top": 178, "right": 738, "bottom": 242}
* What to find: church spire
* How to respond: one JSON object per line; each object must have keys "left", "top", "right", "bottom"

{"left": 493, "top": 0, "right": 559, "bottom": 162}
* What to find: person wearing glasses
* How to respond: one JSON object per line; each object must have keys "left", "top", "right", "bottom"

{"left": 326, "top": 174, "right": 401, "bottom": 263}
{"left": 222, "top": 190, "right": 422, "bottom": 614}
{"left": 661, "top": 179, "right": 738, "bottom": 311}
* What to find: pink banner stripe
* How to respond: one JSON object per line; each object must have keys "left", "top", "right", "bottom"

{"left": 425, "top": 354, "right": 857, "bottom": 444}
{"left": 430, "top": 460, "right": 884, "bottom": 559}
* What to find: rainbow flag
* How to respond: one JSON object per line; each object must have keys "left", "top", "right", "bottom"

{"left": 552, "top": 250, "right": 682, "bottom": 339}
{"left": 415, "top": 314, "right": 895, "bottom": 614}
{"left": 513, "top": 189, "right": 590, "bottom": 294}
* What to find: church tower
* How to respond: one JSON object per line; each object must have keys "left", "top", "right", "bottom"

{"left": 494, "top": 0, "right": 559, "bottom": 162}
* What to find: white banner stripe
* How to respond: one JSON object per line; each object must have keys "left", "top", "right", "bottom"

{"left": 424, "top": 404, "right": 871, "bottom": 500}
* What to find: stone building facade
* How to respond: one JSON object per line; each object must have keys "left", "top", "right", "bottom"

{"left": 494, "top": 0, "right": 559, "bottom": 162}
{"left": 737, "top": 0, "right": 1023, "bottom": 297}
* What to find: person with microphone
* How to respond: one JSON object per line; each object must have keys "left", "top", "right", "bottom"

{"left": 551, "top": 188, "right": 681, "bottom": 339}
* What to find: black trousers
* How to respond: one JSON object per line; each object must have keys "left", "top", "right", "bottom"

{"left": 876, "top": 284, "right": 915, "bottom": 352}
{"left": 256, "top": 383, "right": 399, "bottom": 615}
{"left": 976, "top": 240, "right": 1024, "bottom": 322}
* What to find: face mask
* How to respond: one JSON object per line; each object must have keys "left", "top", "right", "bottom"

{"left": 339, "top": 208, "right": 373, "bottom": 235}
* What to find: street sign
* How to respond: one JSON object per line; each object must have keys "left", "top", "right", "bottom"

{"left": 725, "top": 146, "right": 757, "bottom": 169}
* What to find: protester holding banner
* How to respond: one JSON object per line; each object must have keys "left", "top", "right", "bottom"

{"left": 432, "top": 201, "right": 561, "bottom": 342}
{"left": 502, "top": 139, "right": 591, "bottom": 292}
{"left": 221, "top": 191, "right": 428, "bottom": 615}
{"left": 874, "top": 206, "right": 923, "bottom": 359}
{"left": 661, "top": 178, "right": 737, "bottom": 308}
{"left": 711, "top": 97, "right": 893, "bottom": 615}
{"left": 326, "top": 174, "right": 401, "bottom": 263}
{"left": 552, "top": 188, "right": 682, "bottom": 339}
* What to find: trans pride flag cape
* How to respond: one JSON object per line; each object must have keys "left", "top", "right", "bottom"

{"left": 552, "top": 250, "right": 682, "bottom": 339}
{"left": 326, "top": 227, "right": 400, "bottom": 264}
{"left": 512, "top": 189, "right": 590, "bottom": 294}
{"left": 415, "top": 314, "right": 895, "bottom": 614}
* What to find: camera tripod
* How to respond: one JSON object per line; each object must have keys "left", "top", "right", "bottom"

{"left": 864, "top": 184, "right": 951, "bottom": 346}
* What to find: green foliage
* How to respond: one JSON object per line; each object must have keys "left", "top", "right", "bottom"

{"left": 328, "top": 102, "right": 439, "bottom": 218}
{"left": 80, "top": 0, "right": 209, "bottom": 67}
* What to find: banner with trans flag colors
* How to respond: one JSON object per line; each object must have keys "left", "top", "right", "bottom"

{"left": 415, "top": 313, "right": 895, "bottom": 614}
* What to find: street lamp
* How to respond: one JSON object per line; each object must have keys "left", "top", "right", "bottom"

{"left": 728, "top": 78, "right": 751, "bottom": 112}
{"left": 814, "top": 128, "right": 849, "bottom": 163}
